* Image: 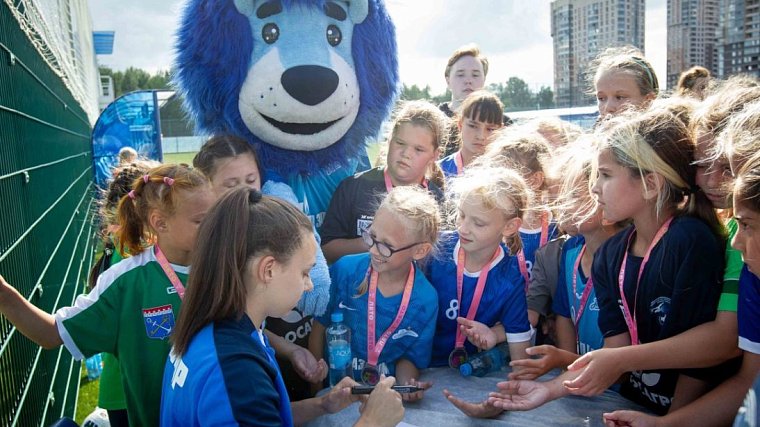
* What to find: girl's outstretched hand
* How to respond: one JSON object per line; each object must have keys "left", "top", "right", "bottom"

{"left": 457, "top": 317, "right": 498, "bottom": 350}
{"left": 0, "top": 275, "right": 13, "bottom": 297}
{"left": 290, "top": 346, "right": 328, "bottom": 384}
{"left": 564, "top": 348, "right": 625, "bottom": 396}
{"left": 508, "top": 345, "right": 578, "bottom": 380}
{"left": 486, "top": 380, "right": 552, "bottom": 411}
{"left": 400, "top": 377, "right": 432, "bottom": 402}
{"left": 442, "top": 388, "right": 503, "bottom": 418}
{"left": 602, "top": 410, "right": 660, "bottom": 427}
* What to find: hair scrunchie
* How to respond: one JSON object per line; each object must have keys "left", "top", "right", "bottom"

{"left": 249, "top": 188, "right": 263, "bottom": 204}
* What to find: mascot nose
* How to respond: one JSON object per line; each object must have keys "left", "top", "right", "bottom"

{"left": 281, "top": 65, "right": 339, "bottom": 106}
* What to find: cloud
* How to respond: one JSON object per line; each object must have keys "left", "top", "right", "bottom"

{"left": 89, "top": 0, "right": 665, "bottom": 94}
{"left": 89, "top": 0, "right": 183, "bottom": 73}
{"left": 385, "top": 0, "right": 553, "bottom": 93}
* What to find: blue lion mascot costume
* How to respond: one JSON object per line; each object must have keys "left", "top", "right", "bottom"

{"left": 174, "top": 0, "right": 399, "bottom": 228}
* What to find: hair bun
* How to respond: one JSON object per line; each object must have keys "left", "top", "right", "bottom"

{"left": 248, "top": 189, "right": 263, "bottom": 204}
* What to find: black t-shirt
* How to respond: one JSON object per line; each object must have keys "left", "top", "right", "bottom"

{"left": 265, "top": 309, "right": 314, "bottom": 401}
{"left": 319, "top": 167, "right": 444, "bottom": 245}
{"left": 593, "top": 216, "right": 724, "bottom": 415}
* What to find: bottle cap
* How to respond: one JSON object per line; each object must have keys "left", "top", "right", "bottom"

{"left": 331, "top": 312, "right": 344, "bottom": 323}
{"left": 459, "top": 363, "right": 473, "bottom": 376}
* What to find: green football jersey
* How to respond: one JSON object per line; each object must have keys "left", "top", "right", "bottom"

{"left": 720, "top": 218, "right": 741, "bottom": 313}
{"left": 55, "top": 247, "right": 186, "bottom": 426}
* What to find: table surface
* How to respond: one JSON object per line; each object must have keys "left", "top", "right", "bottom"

{"left": 306, "top": 367, "right": 649, "bottom": 427}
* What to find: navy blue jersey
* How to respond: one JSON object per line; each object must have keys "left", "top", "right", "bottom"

{"left": 593, "top": 216, "right": 723, "bottom": 415}
{"left": 160, "top": 315, "right": 293, "bottom": 426}
{"left": 519, "top": 220, "right": 560, "bottom": 283}
{"left": 552, "top": 235, "right": 603, "bottom": 354}
{"left": 438, "top": 152, "right": 460, "bottom": 179}
{"left": 320, "top": 253, "right": 438, "bottom": 377}
{"left": 738, "top": 266, "right": 760, "bottom": 355}
{"left": 426, "top": 232, "right": 532, "bottom": 367}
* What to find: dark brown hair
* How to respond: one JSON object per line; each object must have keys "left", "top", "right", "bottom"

{"left": 193, "top": 134, "right": 263, "bottom": 180}
{"left": 88, "top": 160, "right": 158, "bottom": 290}
{"left": 676, "top": 66, "right": 711, "bottom": 97}
{"left": 171, "top": 188, "right": 313, "bottom": 355}
{"left": 115, "top": 164, "right": 209, "bottom": 256}
{"left": 459, "top": 90, "right": 504, "bottom": 126}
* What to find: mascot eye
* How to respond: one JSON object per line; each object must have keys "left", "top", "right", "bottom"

{"left": 326, "top": 25, "right": 342, "bottom": 47}
{"left": 262, "top": 23, "right": 280, "bottom": 44}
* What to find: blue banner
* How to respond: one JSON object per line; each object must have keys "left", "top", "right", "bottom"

{"left": 91, "top": 90, "right": 163, "bottom": 189}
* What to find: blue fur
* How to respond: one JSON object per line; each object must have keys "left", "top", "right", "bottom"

{"left": 174, "top": 0, "right": 399, "bottom": 177}
{"left": 262, "top": 180, "right": 330, "bottom": 317}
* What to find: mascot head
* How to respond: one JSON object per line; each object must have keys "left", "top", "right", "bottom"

{"left": 174, "top": 0, "right": 399, "bottom": 176}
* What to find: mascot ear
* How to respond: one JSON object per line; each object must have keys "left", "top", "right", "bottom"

{"left": 345, "top": 0, "right": 368, "bottom": 24}
{"left": 233, "top": 0, "right": 257, "bottom": 17}
{"left": 233, "top": 0, "right": 367, "bottom": 24}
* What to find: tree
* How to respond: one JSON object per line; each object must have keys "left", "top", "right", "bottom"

{"left": 502, "top": 77, "right": 535, "bottom": 111}
{"left": 430, "top": 89, "right": 450, "bottom": 105}
{"left": 536, "top": 86, "right": 555, "bottom": 110}
{"left": 400, "top": 84, "right": 432, "bottom": 101}
{"left": 99, "top": 66, "right": 171, "bottom": 97}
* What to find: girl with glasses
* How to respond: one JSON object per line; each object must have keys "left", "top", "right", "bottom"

{"left": 320, "top": 100, "right": 447, "bottom": 264}
{"left": 312, "top": 186, "right": 441, "bottom": 402}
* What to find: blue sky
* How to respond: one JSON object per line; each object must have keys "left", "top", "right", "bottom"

{"left": 89, "top": 0, "right": 666, "bottom": 95}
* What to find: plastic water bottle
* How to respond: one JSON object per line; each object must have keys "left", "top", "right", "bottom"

{"left": 84, "top": 353, "right": 103, "bottom": 380}
{"left": 326, "top": 312, "right": 352, "bottom": 386}
{"left": 459, "top": 343, "right": 510, "bottom": 377}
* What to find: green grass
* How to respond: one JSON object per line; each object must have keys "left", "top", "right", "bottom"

{"left": 163, "top": 151, "right": 198, "bottom": 165}
{"left": 75, "top": 365, "right": 100, "bottom": 424}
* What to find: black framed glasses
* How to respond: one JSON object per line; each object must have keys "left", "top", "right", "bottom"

{"left": 361, "top": 230, "right": 422, "bottom": 258}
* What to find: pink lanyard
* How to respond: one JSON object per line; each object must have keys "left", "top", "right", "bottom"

{"left": 455, "top": 246, "right": 500, "bottom": 348}
{"left": 454, "top": 152, "right": 464, "bottom": 176}
{"left": 517, "top": 211, "right": 550, "bottom": 293}
{"left": 618, "top": 217, "right": 673, "bottom": 345}
{"left": 366, "top": 265, "right": 415, "bottom": 367}
{"left": 154, "top": 245, "right": 186, "bottom": 300}
{"left": 383, "top": 168, "right": 428, "bottom": 193}
{"left": 572, "top": 245, "right": 593, "bottom": 328}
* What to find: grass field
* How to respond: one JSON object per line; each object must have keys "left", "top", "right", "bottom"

{"left": 163, "top": 151, "right": 198, "bottom": 165}
{"left": 75, "top": 366, "right": 99, "bottom": 424}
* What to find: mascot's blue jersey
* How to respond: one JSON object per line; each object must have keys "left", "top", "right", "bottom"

{"left": 270, "top": 156, "right": 367, "bottom": 228}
